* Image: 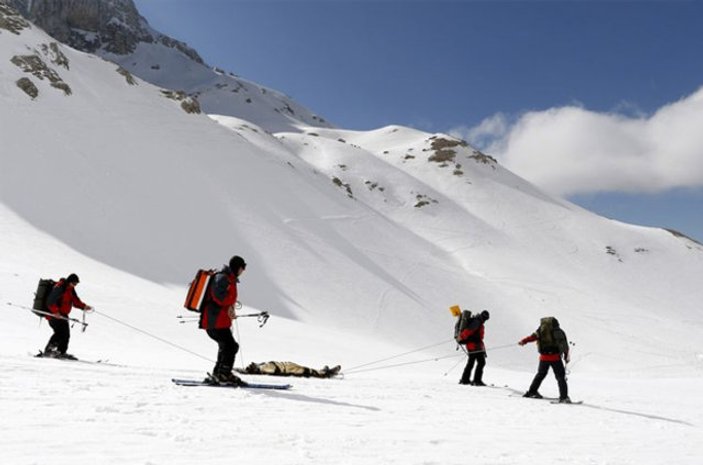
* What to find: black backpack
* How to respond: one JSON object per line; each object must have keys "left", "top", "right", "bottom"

{"left": 454, "top": 310, "right": 473, "bottom": 344}
{"left": 33, "top": 278, "right": 56, "bottom": 315}
{"left": 537, "top": 317, "right": 568, "bottom": 355}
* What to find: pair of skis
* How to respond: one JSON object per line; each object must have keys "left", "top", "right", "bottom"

{"left": 34, "top": 350, "right": 110, "bottom": 365}
{"left": 171, "top": 377, "right": 291, "bottom": 390}
{"left": 34, "top": 352, "right": 289, "bottom": 389}
{"left": 515, "top": 394, "right": 583, "bottom": 405}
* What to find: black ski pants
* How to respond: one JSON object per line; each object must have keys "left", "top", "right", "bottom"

{"left": 528, "top": 359, "right": 568, "bottom": 399}
{"left": 460, "top": 351, "right": 486, "bottom": 384}
{"left": 206, "top": 328, "right": 239, "bottom": 375}
{"left": 46, "top": 318, "right": 70, "bottom": 354}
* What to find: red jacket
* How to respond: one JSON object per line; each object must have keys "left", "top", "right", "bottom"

{"left": 199, "top": 267, "right": 238, "bottom": 330}
{"left": 46, "top": 279, "right": 87, "bottom": 318}
{"left": 460, "top": 323, "right": 485, "bottom": 352}
{"left": 520, "top": 334, "right": 561, "bottom": 362}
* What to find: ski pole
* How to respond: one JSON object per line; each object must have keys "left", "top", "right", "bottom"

{"left": 235, "top": 311, "right": 270, "bottom": 327}
{"left": 176, "top": 315, "right": 199, "bottom": 324}
{"left": 6, "top": 302, "right": 89, "bottom": 332}
{"left": 443, "top": 356, "right": 466, "bottom": 377}
{"left": 177, "top": 312, "right": 269, "bottom": 327}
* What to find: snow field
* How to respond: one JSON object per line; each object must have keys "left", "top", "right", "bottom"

{"left": 1, "top": 353, "right": 702, "bottom": 465}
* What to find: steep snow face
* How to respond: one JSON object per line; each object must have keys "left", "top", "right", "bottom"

{"left": 7, "top": 0, "right": 331, "bottom": 132}
{"left": 101, "top": 41, "right": 331, "bottom": 132}
{"left": 210, "top": 115, "right": 703, "bottom": 374}
{"left": 2, "top": 6, "right": 703, "bottom": 377}
{"left": 0, "top": 17, "right": 489, "bottom": 351}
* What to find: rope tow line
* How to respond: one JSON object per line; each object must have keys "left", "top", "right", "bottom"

{"left": 343, "top": 342, "right": 518, "bottom": 376}
{"left": 343, "top": 338, "right": 454, "bottom": 373}
{"left": 91, "top": 309, "right": 214, "bottom": 363}
{"left": 344, "top": 353, "right": 465, "bottom": 375}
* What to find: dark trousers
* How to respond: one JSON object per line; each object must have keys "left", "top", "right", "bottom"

{"left": 460, "top": 351, "right": 486, "bottom": 384}
{"left": 46, "top": 318, "right": 70, "bottom": 354}
{"left": 528, "top": 360, "right": 568, "bottom": 399}
{"left": 206, "top": 328, "right": 239, "bottom": 375}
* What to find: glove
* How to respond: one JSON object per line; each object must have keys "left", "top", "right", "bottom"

{"left": 518, "top": 340, "right": 526, "bottom": 346}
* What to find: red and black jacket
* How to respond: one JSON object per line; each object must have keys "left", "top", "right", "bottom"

{"left": 46, "top": 279, "right": 87, "bottom": 318}
{"left": 520, "top": 333, "right": 566, "bottom": 362}
{"left": 459, "top": 320, "right": 485, "bottom": 353}
{"left": 199, "top": 266, "right": 238, "bottom": 330}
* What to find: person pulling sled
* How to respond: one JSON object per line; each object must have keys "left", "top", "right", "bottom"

{"left": 198, "top": 255, "right": 247, "bottom": 385}
{"left": 519, "top": 317, "right": 571, "bottom": 403}
{"left": 454, "top": 308, "right": 490, "bottom": 386}
{"left": 43, "top": 273, "right": 93, "bottom": 359}
{"left": 459, "top": 310, "right": 491, "bottom": 386}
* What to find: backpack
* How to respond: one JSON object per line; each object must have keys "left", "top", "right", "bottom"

{"left": 184, "top": 269, "right": 215, "bottom": 312}
{"left": 537, "top": 317, "right": 568, "bottom": 355}
{"left": 454, "top": 310, "right": 473, "bottom": 344}
{"left": 33, "top": 278, "right": 56, "bottom": 315}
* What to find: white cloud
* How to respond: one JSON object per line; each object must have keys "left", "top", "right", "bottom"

{"left": 456, "top": 87, "right": 703, "bottom": 196}
{"left": 449, "top": 113, "right": 509, "bottom": 149}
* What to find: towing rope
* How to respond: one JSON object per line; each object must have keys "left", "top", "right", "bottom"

{"left": 343, "top": 342, "right": 518, "bottom": 375}
{"left": 92, "top": 309, "right": 214, "bottom": 363}
{"left": 343, "top": 339, "right": 454, "bottom": 374}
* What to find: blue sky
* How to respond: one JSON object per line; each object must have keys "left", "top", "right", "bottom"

{"left": 134, "top": 0, "right": 703, "bottom": 242}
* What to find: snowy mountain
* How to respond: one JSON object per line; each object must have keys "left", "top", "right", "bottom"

{"left": 2, "top": 0, "right": 703, "bottom": 368}
{"left": 6, "top": 0, "right": 331, "bottom": 132}
{"left": 1, "top": 3, "right": 703, "bottom": 463}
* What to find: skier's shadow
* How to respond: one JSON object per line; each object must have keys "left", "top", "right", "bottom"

{"left": 499, "top": 384, "right": 693, "bottom": 426}
{"left": 246, "top": 389, "right": 381, "bottom": 411}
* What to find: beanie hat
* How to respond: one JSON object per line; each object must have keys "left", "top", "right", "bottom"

{"left": 229, "top": 255, "right": 247, "bottom": 271}
{"left": 66, "top": 273, "right": 80, "bottom": 284}
{"left": 480, "top": 310, "right": 490, "bottom": 321}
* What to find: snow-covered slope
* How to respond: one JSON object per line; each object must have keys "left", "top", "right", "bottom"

{"left": 8, "top": 0, "right": 330, "bottom": 132}
{"left": 2, "top": 193, "right": 702, "bottom": 465}
{"left": 2, "top": 4, "right": 703, "bottom": 464}
{"left": 2, "top": 2, "right": 703, "bottom": 373}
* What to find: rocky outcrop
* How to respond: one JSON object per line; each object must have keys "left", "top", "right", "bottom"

{"left": 161, "top": 90, "right": 202, "bottom": 115}
{"left": 8, "top": 0, "right": 203, "bottom": 63}
{"left": 16, "top": 77, "right": 38, "bottom": 98}
{"left": 0, "top": 2, "right": 31, "bottom": 34}
{"left": 11, "top": 51, "right": 72, "bottom": 95}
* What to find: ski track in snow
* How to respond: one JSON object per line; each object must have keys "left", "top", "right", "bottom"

{"left": 1, "top": 354, "right": 702, "bottom": 465}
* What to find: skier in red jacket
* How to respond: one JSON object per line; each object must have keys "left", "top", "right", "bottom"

{"left": 199, "top": 255, "right": 246, "bottom": 384}
{"left": 519, "top": 317, "right": 571, "bottom": 403}
{"left": 44, "top": 273, "right": 92, "bottom": 358}
{"left": 459, "top": 310, "right": 490, "bottom": 386}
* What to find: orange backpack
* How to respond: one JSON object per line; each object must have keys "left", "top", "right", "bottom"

{"left": 184, "top": 269, "right": 214, "bottom": 312}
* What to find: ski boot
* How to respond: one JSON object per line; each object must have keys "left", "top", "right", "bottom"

{"left": 322, "top": 365, "right": 341, "bottom": 378}
{"left": 210, "top": 371, "right": 245, "bottom": 386}
{"left": 558, "top": 397, "right": 572, "bottom": 404}
{"left": 523, "top": 391, "right": 543, "bottom": 399}
{"left": 41, "top": 345, "right": 61, "bottom": 358}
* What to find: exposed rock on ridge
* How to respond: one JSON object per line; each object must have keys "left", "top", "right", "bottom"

{"left": 7, "top": 0, "right": 203, "bottom": 62}
{"left": 0, "top": 1, "right": 31, "bottom": 34}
